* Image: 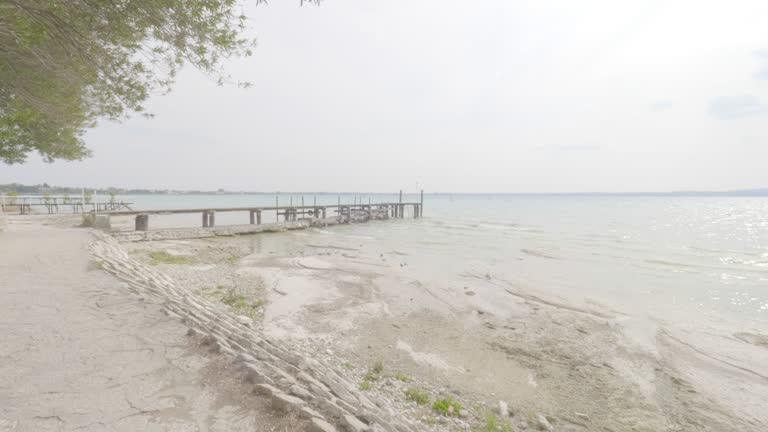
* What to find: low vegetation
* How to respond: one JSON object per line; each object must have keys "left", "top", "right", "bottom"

{"left": 473, "top": 411, "right": 514, "bottom": 432}
{"left": 200, "top": 285, "right": 264, "bottom": 319}
{"left": 148, "top": 251, "right": 194, "bottom": 265}
{"left": 359, "top": 359, "right": 385, "bottom": 391}
{"left": 404, "top": 388, "right": 430, "bottom": 405}
{"left": 432, "top": 395, "right": 462, "bottom": 417}
{"left": 391, "top": 372, "right": 409, "bottom": 382}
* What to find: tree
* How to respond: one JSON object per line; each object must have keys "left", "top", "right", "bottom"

{"left": 0, "top": 0, "right": 269, "bottom": 164}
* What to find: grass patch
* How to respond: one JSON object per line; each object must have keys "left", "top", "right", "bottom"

{"left": 404, "top": 388, "right": 430, "bottom": 405}
{"left": 202, "top": 286, "right": 264, "bottom": 319}
{"left": 359, "top": 359, "right": 385, "bottom": 391}
{"left": 148, "top": 251, "right": 193, "bottom": 265}
{"left": 391, "top": 372, "right": 408, "bottom": 382}
{"left": 433, "top": 396, "right": 462, "bottom": 417}
{"left": 371, "top": 359, "right": 384, "bottom": 375}
{"left": 359, "top": 379, "right": 373, "bottom": 391}
{"left": 473, "top": 411, "right": 513, "bottom": 432}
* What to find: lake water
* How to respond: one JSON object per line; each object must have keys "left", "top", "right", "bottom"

{"left": 119, "top": 193, "right": 768, "bottom": 329}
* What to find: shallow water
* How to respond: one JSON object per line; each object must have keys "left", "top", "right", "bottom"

{"left": 123, "top": 193, "right": 768, "bottom": 328}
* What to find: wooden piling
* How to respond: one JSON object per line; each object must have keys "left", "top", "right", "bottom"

{"left": 420, "top": 189, "right": 424, "bottom": 217}
{"left": 135, "top": 214, "right": 149, "bottom": 231}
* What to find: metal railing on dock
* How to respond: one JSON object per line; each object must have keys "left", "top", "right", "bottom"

{"left": 0, "top": 194, "right": 133, "bottom": 215}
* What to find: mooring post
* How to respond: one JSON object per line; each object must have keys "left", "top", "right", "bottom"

{"left": 135, "top": 214, "right": 149, "bottom": 231}
{"left": 420, "top": 189, "right": 424, "bottom": 217}
{"left": 256, "top": 210, "right": 262, "bottom": 224}
{"left": 202, "top": 211, "right": 209, "bottom": 228}
{"left": 250, "top": 211, "right": 255, "bottom": 224}
{"left": 209, "top": 211, "right": 216, "bottom": 227}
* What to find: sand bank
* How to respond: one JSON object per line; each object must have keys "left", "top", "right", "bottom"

{"left": 120, "top": 226, "right": 768, "bottom": 432}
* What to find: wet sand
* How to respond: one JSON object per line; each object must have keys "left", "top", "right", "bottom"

{"left": 121, "top": 228, "right": 768, "bottom": 432}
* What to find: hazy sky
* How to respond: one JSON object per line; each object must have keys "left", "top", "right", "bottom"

{"left": 3, "top": 0, "right": 768, "bottom": 192}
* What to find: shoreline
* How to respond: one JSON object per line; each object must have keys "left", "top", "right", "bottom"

{"left": 3, "top": 215, "right": 767, "bottom": 431}
{"left": 115, "top": 218, "right": 768, "bottom": 431}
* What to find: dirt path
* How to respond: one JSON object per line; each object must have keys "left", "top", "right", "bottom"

{"left": 0, "top": 223, "right": 296, "bottom": 432}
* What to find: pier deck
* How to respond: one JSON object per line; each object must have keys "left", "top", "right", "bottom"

{"left": 111, "top": 201, "right": 422, "bottom": 232}
{"left": 105, "top": 190, "right": 424, "bottom": 232}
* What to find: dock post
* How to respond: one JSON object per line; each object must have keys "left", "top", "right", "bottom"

{"left": 250, "top": 211, "right": 255, "bottom": 224}
{"left": 202, "top": 211, "right": 209, "bottom": 228}
{"left": 256, "top": 210, "right": 262, "bottom": 224}
{"left": 135, "top": 214, "right": 149, "bottom": 231}
{"left": 209, "top": 211, "right": 216, "bottom": 227}
{"left": 420, "top": 189, "right": 424, "bottom": 217}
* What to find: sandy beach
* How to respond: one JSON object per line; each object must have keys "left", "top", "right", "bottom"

{"left": 2, "top": 214, "right": 768, "bottom": 432}
{"left": 0, "top": 219, "right": 305, "bottom": 432}
{"left": 115, "top": 216, "right": 768, "bottom": 432}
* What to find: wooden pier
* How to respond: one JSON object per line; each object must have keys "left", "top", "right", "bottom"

{"left": 3, "top": 190, "right": 425, "bottom": 234}
{"left": 109, "top": 191, "right": 424, "bottom": 232}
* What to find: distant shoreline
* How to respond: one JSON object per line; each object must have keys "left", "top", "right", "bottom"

{"left": 2, "top": 183, "right": 768, "bottom": 197}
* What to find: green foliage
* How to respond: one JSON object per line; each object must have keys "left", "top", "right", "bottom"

{"left": 432, "top": 396, "right": 462, "bottom": 417}
{"left": 359, "top": 379, "right": 372, "bottom": 391}
{"left": 148, "top": 250, "right": 194, "bottom": 265}
{"left": 358, "top": 359, "right": 385, "bottom": 391}
{"left": 473, "top": 411, "right": 514, "bottom": 432}
{"left": 392, "top": 372, "right": 408, "bottom": 382}
{"left": 371, "top": 359, "right": 384, "bottom": 375}
{"left": 205, "top": 285, "right": 264, "bottom": 319}
{"left": 0, "top": 0, "right": 260, "bottom": 163}
{"left": 404, "top": 388, "right": 430, "bottom": 405}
